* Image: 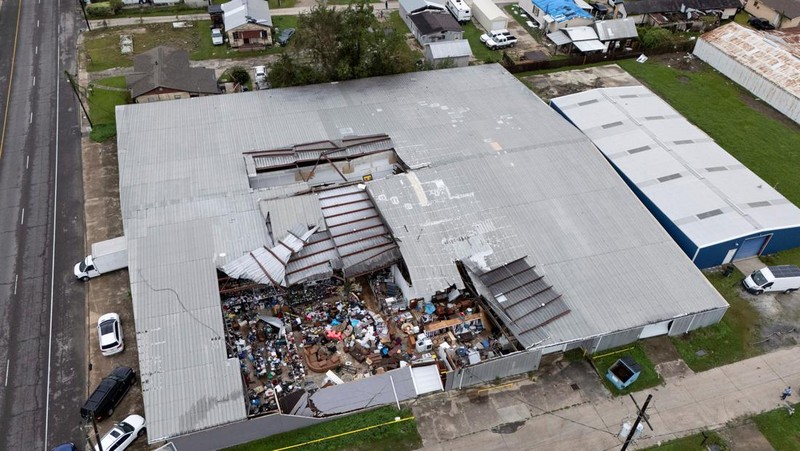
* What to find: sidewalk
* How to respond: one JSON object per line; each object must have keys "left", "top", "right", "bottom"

{"left": 414, "top": 346, "right": 800, "bottom": 450}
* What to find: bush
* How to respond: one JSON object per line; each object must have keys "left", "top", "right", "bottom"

{"left": 109, "top": 0, "right": 124, "bottom": 13}
{"left": 641, "top": 27, "right": 673, "bottom": 49}
{"left": 229, "top": 66, "right": 250, "bottom": 85}
{"left": 86, "top": 2, "right": 115, "bottom": 18}
{"left": 90, "top": 123, "right": 117, "bottom": 142}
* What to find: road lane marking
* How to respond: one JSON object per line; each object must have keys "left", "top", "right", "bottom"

{"left": 26, "top": 155, "right": 29, "bottom": 169}
{"left": 37, "top": 19, "right": 39, "bottom": 27}
{"left": 4, "top": 360, "right": 8, "bottom": 387}
{"left": 29, "top": 112, "right": 33, "bottom": 123}
{"left": 33, "top": 76, "right": 35, "bottom": 87}
{"left": 20, "top": 208, "right": 24, "bottom": 224}
{"left": 35, "top": 46, "right": 38, "bottom": 55}
{"left": 0, "top": 0, "right": 23, "bottom": 160}
{"left": 13, "top": 274, "right": 17, "bottom": 295}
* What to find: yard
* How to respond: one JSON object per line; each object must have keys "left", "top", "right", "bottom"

{"left": 591, "top": 343, "right": 662, "bottom": 396}
{"left": 224, "top": 406, "right": 422, "bottom": 451}
{"left": 641, "top": 431, "right": 728, "bottom": 451}
{"left": 84, "top": 18, "right": 298, "bottom": 72}
{"left": 87, "top": 75, "right": 130, "bottom": 142}
{"left": 462, "top": 22, "right": 503, "bottom": 63}
{"left": 753, "top": 406, "right": 800, "bottom": 450}
{"left": 671, "top": 268, "right": 761, "bottom": 372}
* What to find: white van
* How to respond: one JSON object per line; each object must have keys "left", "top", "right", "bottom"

{"left": 742, "top": 265, "right": 800, "bottom": 295}
{"left": 446, "top": 0, "right": 471, "bottom": 23}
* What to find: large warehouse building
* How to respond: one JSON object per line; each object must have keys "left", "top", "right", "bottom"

{"left": 693, "top": 22, "right": 800, "bottom": 125}
{"left": 551, "top": 85, "right": 800, "bottom": 268}
{"left": 116, "top": 65, "right": 728, "bottom": 443}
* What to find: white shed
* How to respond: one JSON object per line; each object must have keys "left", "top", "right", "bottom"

{"left": 424, "top": 40, "right": 472, "bottom": 67}
{"left": 469, "top": 0, "right": 508, "bottom": 31}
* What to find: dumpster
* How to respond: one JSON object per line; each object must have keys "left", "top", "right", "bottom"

{"left": 606, "top": 356, "right": 642, "bottom": 390}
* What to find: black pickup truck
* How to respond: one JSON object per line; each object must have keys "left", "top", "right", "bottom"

{"left": 80, "top": 367, "right": 136, "bottom": 422}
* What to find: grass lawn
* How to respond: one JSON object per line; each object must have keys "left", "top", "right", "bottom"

{"left": 87, "top": 76, "right": 130, "bottom": 142}
{"left": 753, "top": 407, "right": 800, "bottom": 450}
{"left": 641, "top": 431, "right": 728, "bottom": 450}
{"left": 761, "top": 248, "right": 800, "bottom": 267}
{"left": 387, "top": 9, "right": 409, "bottom": 33}
{"left": 462, "top": 22, "right": 502, "bottom": 63}
{"left": 113, "top": 4, "right": 205, "bottom": 18}
{"left": 617, "top": 59, "right": 800, "bottom": 206}
{"left": 268, "top": 0, "right": 298, "bottom": 8}
{"left": 671, "top": 268, "right": 761, "bottom": 372}
{"left": 224, "top": 406, "right": 422, "bottom": 451}
{"left": 85, "top": 19, "right": 297, "bottom": 72}
{"left": 733, "top": 11, "right": 750, "bottom": 26}
{"left": 591, "top": 343, "right": 662, "bottom": 396}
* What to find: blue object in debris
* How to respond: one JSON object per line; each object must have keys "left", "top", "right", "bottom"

{"left": 381, "top": 346, "right": 390, "bottom": 357}
{"left": 606, "top": 356, "right": 643, "bottom": 390}
{"left": 331, "top": 319, "right": 341, "bottom": 326}
{"left": 482, "top": 339, "right": 490, "bottom": 349}
{"left": 350, "top": 319, "right": 360, "bottom": 327}
{"left": 424, "top": 303, "right": 436, "bottom": 314}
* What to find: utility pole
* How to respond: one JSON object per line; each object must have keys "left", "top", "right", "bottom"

{"left": 91, "top": 413, "right": 104, "bottom": 451}
{"left": 620, "top": 394, "right": 653, "bottom": 451}
{"left": 77, "top": 0, "right": 91, "bottom": 30}
{"left": 64, "top": 70, "right": 94, "bottom": 129}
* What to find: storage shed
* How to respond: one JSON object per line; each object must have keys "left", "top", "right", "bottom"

{"left": 551, "top": 85, "right": 800, "bottom": 268}
{"left": 425, "top": 40, "right": 472, "bottom": 67}
{"left": 693, "top": 23, "right": 800, "bottom": 125}
{"left": 469, "top": 0, "right": 509, "bottom": 31}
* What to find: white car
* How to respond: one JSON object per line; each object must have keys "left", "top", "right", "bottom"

{"left": 95, "top": 414, "right": 146, "bottom": 451}
{"left": 254, "top": 65, "right": 267, "bottom": 82}
{"left": 211, "top": 28, "right": 224, "bottom": 46}
{"left": 98, "top": 313, "right": 124, "bottom": 356}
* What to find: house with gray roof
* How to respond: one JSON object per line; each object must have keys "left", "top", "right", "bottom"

{"left": 408, "top": 10, "right": 463, "bottom": 45}
{"left": 222, "top": 0, "right": 273, "bottom": 50}
{"left": 125, "top": 46, "right": 219, "bottom": 103}
{"left": 399, "top": 0, "right": 446, "bottom": 31}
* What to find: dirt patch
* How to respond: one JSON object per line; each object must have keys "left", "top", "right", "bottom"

{"left": 718, "top": 422, "right": 774, "bottom": 451}
{"left": 639, "top": 336, "right": 681, "bottom": 365}
{"left": 649, "top": 52, "right": 704, "bottom": 72}
{"left": 522, "top": 64, "right": 640, "bottom": 101}
{"left": 654, "top": 360, "right": 694, "bottom": 381}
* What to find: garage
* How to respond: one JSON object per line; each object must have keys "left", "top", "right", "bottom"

{"left": 639, "top": 320, "right": 671, "bottom": 339}
{"left": 470, "top": 0, "right": 509, "bottom": 31}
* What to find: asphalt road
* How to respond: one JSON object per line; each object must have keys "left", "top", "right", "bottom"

{"left": 0, "top": 0, "right": 86, "bottom": 449}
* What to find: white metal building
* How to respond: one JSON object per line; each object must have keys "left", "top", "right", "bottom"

{"left": 424, "top": 40, "right": 472, "bottom": 67}
{"left": 694, "top": 23, "right": 800, "bottom": 125}
{"left": 469, "top": 0, "right": 509, "bottom": 31}
{"left": 551, "top": 85, "right": 800, "bottom": 268}
{"left": 116, "top": 65, "right": 729, "bottom": 441}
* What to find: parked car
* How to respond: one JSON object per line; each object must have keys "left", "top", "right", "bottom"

{"left": 480, "top": 29, "right": 511, "bottom": 44}
{"left": 211, "top": 28, "right": 224, "bottom": 45}
{"left": 94, "top": 414, "right": 146, "bottom": 451}
{"left": 51, "top": 444, "right": 77, "bottom": 451}
{"left": 98, "top": 312, "right": 124, "bottom": 356}
{"left": 254, "top": 65, "right": 267, "bottom": 82}
{"left": 277, "top": 28, "right": 295, "bottom": 46}
{"left": 748, "top": 17, "right": 775, "bottom": 30}
{"left": 81, "top": 367, "right": 136, "bottom": 422}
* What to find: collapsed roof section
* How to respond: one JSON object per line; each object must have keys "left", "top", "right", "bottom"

{"left": 470, "top": 257, "right": 570, "bottom": 349}
{"left": 221, "top": 224, "right": 319, "bottom": 287}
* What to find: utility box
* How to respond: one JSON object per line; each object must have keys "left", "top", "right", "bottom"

{"left": 606, "top": 356, "right": 642, "bottom": 390}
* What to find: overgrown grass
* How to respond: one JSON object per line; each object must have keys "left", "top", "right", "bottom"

{"left": 387, "top": 9, "right": 409, "bottom": 33}
{"left": 753, "top": 407, "right": 800, "bottom": 450}
{"left": 617, "top": 59, "right": 800, "bottom": 206}
{"left": 733, "top": 11, "right": 750, "bottom": 26}
{"left": 761, "top": 248, "right": 800, "bottom": 267}
{"left": 88, "top": 76, "right": 130, "bottom": 142}
{"left": 113, "top": 4, "right": 205, "bottom": 18}
{"left": 671, "top": 269, "right": 762, "bottom": 372}
{"left": 591, "top": 343, "right": 662, "bottom": 396}
{"left": 462, "top": 21, "right": 503, "bottom": 63}
{"left": 268, "top": 0, "right": 298, "bottom": 8}
{"left": 224, "top": 406, "right": 422, "bottom": 451}
{"left": 85, "top": 19, "right": 297, "bottom": 72}
{"left": 641, "top": 431, "right": 728, "bottom": 450}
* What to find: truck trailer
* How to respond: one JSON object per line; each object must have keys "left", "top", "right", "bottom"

{"left": 74, "top": 236, "right": 128, "bottom": 281}
{"left": 742, "top": 265, "right": 800, "bottom": 295}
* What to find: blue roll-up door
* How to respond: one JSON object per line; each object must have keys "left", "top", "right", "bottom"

{"left": 735, "top": 235, "right": 770, "bottom": 260}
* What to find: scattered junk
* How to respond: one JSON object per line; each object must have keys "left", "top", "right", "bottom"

{"left": 172, "top": 21, "right": 193, "bottom": 28}
{"left": 618, "top": 420, "right": 644, "bottom": 439}
{"left": 607, "top": 356, "right": 643, "bottom": 390}
{"left": 218, "top": 264, "right": 504, "bottom": 417}
{"left": 119, "top": 35, "right": 133, "bottom": 55}
{"left": 636, "top": 54, "right": 648, "bottom": 63}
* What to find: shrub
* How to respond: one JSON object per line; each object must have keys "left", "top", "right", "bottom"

{"left": 641, "top": 27, "right": 673, "bottom": 49}
{"left": 229, "top": 66, "right": 250, "bottom": 85}
{"left": 86, "top": 2, "right": 115, "bottom": 18}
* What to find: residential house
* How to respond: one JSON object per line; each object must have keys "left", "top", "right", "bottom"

{"left": 547, "top": 26, "right": 606, "bottom": 53}
{"left": 409, "top": 11, "right": 464, "bottom": 45}
{"left": 594, "top": 18, "right": 639, "bottom": 51}
{"left": 624, "top": 0, "right": 740, "bottom": 29}
{"left": 518, "top": 0, "right": 594, "bottom": 32}
{"left": 424, "top": 39, "right": 472, "bottom": 67}
{"left": 398, "top": 0, "right": 446, "bottom": 31}
{"left": 547, "top": 18, "right": 638, "bottom": 53}
{"left": 126, "top": 47, "right": 219, "bottom": 103}
{"left": 222, "top": 0, "right": 273, "bottom": 50}
{"left": 744, "top": 0, "right": 800, "bottom": 29}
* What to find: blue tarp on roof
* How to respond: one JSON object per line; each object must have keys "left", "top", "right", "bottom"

{"left": 531, "top": 0, "right": 592, "bottom": 22}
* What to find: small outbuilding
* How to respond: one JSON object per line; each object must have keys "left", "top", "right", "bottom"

{"left": 551, "top": 85, "right": 800, "bottom": 268}
{"left": 469, "top": 0, "right": 509, "bottom": 31}
{"left": 424, "top": 40, "right": 472, "bottom": 67}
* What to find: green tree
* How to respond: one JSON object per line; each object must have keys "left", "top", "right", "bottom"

{"left": 230, "top": 66, "right": 250, "bottom": 85}
{"left": 641, "top": 27, "right": 673, "bottom": 49}
{"left": 269, "top": 1, "right": 415, "bottom": 88}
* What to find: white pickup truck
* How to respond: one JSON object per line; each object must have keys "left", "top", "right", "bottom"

{"left": 483, "top": 33, "right": 517, "bottom": 50}
{"left": 480, "top": 29, "right": 512, "bottom": 44}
